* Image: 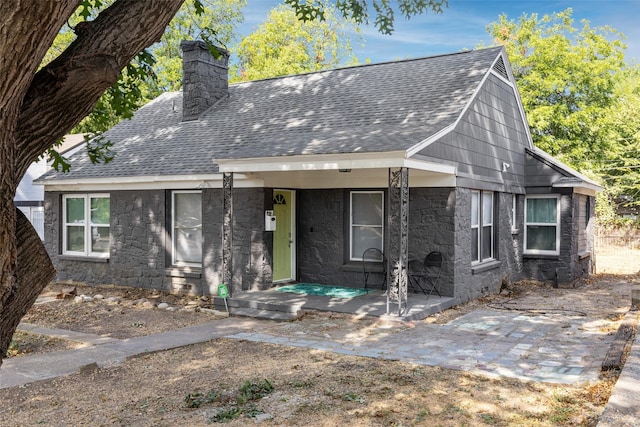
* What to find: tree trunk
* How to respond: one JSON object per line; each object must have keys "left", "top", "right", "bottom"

{"left": 0, "top": 209, "right": 56, "bottom": 367}
{"left": 0, "top": 0, "right": 185, "bottom": 367}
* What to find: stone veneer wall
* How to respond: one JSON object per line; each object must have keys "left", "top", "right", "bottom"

{"left": 45, "top": 186, "right": 590, "bottom": 298}
{"left": 408, "top": 188, "right": 456, "bottom": 297}
{"left": 165, "top": 188, "right": 224, "bottom": 296}
{"left": 453, "top": 189, "right": 523, "bottom": 304}
{"left": 522, "top": 192, "right": 595, "bottom": 284}
{"left": 297, "top": 187, "right": 458, "bottom": 295}
{"left": 110, "top": 190, "right": 166, "bottom": 289}
{"left": 180, "top": 40, "right": 229, "bottom": 121}
{"left": 45, "top": 190, "right": 166, "bottom": 288}
{"left": 231, "top": 188, "right": 272, "bottom": 293}
{"left": 44, "top": 187, "right": 269, "bottom": 296}
{"left": 297, "top": 189, "right": 356, "bottom": 286}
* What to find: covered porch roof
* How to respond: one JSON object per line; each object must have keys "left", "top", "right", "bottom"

{"left": 215, "top": 151, "right": 457, "bottom": 189}
{"left": 38, "top": 151, "right": 457, "bottom": 191}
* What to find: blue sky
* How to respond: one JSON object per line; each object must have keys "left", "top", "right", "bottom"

{"left": 239, "top": 1, "right": 640, "bottom": 65}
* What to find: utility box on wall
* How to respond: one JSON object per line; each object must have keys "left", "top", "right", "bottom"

{"left": 265, "top": 210, "right": 276, "bottom": 231}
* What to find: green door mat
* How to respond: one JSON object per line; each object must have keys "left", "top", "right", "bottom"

{"left": 275, "top": 283, "right": 368, "bottom": 298}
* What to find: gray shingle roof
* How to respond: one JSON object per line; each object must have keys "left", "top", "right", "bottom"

{"left": 41, "top": 46, "right": 503, "bottom": 181}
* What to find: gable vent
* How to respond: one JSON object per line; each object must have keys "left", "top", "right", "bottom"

{"left": 493, "top": 56, "right": 508, "bottom": 80}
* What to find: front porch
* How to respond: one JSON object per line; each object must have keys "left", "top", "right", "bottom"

{"left": 214, "top": 288, "right": 458, "bottom": 322}
{"left": 219, "top": 160, "right": 459, "bottom": 313}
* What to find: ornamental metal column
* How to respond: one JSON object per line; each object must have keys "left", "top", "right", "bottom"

{"left": 386, "top": 167, "right": 409, "bottom": 316}
{"left": 222, "top": 172, "right": 233, "bottom": 296}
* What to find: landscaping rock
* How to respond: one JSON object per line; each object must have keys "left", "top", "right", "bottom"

{"left": 253, "top": 413, "right": 273, "bottom": 423}
{"left": 157, "top": 302, "right": 169, "bottom": 310}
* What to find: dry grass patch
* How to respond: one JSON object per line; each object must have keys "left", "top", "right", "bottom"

{"left": 0, "top": 339, "right": 610, "bottom": 426}
{"left": 6, "top": 331, "right": 81, "bottom": 358}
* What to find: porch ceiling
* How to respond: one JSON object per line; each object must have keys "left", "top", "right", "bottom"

{"left": 216, "top": 152, "right": 457, "bottom": 189}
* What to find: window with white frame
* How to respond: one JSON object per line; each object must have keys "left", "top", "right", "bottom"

{"left": 525, "top": 195, "right": 560, "bottom": 255}
{"left": 172, "top": 191, "right": 202, "bottom": 266}
{"left": 350, "top": 191, "right": 384, "bottom": 261}
{"left": 62, "top": 194, "right": 110, "bottom": 257}
{"left": 471, "top": 190, "right": 494, "bottom": 263}
{"left": 18, "top": 206, "right": 45, "bottom": 240}
{"left": 512, "top": 194, "right": 518, "bottom": 231}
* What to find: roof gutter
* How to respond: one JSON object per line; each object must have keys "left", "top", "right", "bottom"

{"left": 551, "top": 180, "right": 602, "bottom": 196}
{"left": 35, "top": 173, "right": 262, "bottom": 191}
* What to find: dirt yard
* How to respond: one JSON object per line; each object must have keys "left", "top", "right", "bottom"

{"left": 1, "top": 264, "right": 637, "bottom": 425}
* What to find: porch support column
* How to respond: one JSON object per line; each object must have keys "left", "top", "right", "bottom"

{"left": 222, "top": 172, "right": 233, "bottom": 296}
{"left": 386, "top": 167, "right": 409, "bottom": 316}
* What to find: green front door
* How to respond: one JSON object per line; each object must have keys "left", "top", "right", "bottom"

{"left": 273, "top": 190, "right": 294, "bottom": 282}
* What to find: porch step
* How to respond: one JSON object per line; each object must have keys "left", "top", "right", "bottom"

{"left": 228, "top": 307, "right": 300, "bottom": 321}
{"left": 212, "top": 292, "right": 458, "bottom": 322}
{"left": 213, "top": 296, "right": 303, "bottom": 321}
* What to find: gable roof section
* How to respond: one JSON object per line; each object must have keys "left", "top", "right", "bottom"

{"left": 526, "top": 147, "right": 602, "bottom": 195}
{"left": 406, "top": 47, "right": 533, "bottom": 159}
{"left": 39, "top": 47, "right": 504, "bottom": 183}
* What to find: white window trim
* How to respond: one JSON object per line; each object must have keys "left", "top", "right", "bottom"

{"left": 349, "top": 190, "right": 384, "bottom": 262}
{"left": 171, "top": 190, "right": 202, "bottom": 267}
{"left": 512, "top": 194, "right": 517, "bottom": 232}
{"left": 62, "top": 193, "right": 110, "bottom": 258}
{"left": 483, "top": 191, "right": 494, "bottom": 262}
{"left": 19, "top": 206, "right": 45, "bottom": 240}
{"left": 471, "top": 191, "right": 480, "bottom": 264}
{"left": 524, "top": 194, "right": 561, "bottom": 256}
{"left": 472, "top": 190, "right": 495, "bottom": 265}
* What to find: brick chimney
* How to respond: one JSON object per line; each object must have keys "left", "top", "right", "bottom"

{"left": 180, "top": 40, "right": 230, "bottom": 121}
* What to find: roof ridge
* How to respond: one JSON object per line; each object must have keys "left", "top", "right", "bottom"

{"left": 230, "top": 46, "right": 503, "bottom": 87}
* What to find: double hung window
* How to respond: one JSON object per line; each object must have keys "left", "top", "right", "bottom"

{"left": 512, "top": 194, "right": 518, "bottom": 231}
{"left": 350, "top": 191, "right": 384, "bottom": 261}
{"left": 62, "top": 194, "right": 110, "bottom": 257}
{"left": 471, "top": 191, "right": 494, "bottom": 263}
{"left": 525, "top": 195, "right": 560, "bottom": 255}
{"left": 172, "top": 191, "right": 202, "bottom": 266}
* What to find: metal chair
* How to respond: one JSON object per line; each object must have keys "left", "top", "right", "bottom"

{"left": 362, "top": 247, "right": 386, "bottom": 291}
{"left": 408, "top": 251, "right": 443, "bottom": 299}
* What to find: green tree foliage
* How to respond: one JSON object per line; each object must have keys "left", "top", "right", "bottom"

{"left": 487, "top": 9, "right": 627, "bottom": 172}
{"left": 45, "top": 0, "right": 245, "bottom": 172}
{"left": 488, "top": 9, "right": 640, "bottom": 223}
{"left": 286, "top": 0, "right": 448, "bottom": 35}
{"left": 234, "top": 2, "right": 360, "bottom": 82}
{"left": 598, "top": 67, "right": 640, "bottom": 215}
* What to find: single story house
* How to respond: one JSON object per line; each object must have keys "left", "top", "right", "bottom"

{"left": 37, "top": 41, "right": 600, "bottom": 309}
{"left": 16, "top": 134, "right": 85, "bottom": 240}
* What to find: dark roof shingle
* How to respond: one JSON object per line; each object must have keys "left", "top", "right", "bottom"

{"left": 41, "top": 47, "right": 503, "bottom": 181}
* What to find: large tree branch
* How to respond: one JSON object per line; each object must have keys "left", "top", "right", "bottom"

{"left": 0, "top": 1, "right": 79, "bottom": 225}
{"left": 0, "top": 3, "right": 77, "bottom": 339}
{"left": 14, "top": 0, "right": 185, "bottom": 178}
{"left": 0, "top": 1, "right": 79, "bottom": 121}
{"left": 0, "top": 208, "right": 57, "bottom": 367}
